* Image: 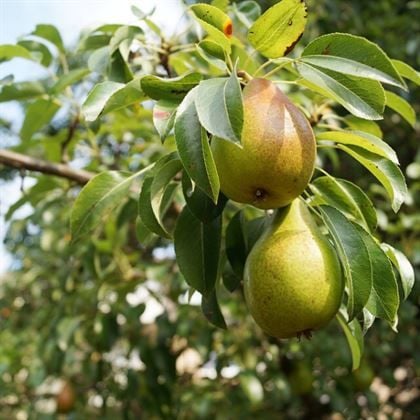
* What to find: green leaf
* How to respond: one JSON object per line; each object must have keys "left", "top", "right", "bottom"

{"left": 297, "top": 62, "right": 385, "bottom": 120}
{"left": 234, "top": 1, "right": 261, "bottom": 28}
{"left": 141, "top": 73, "right": 202, "bottom": 101}
{"left": 51, "top": 68, "right": 90, "bottom": 93}
{"left": 385, "top": 91, "right": 416, "bottom": 127}
{"left": 71, "top": 167, "right": 151, "bottom": 241}
{"left": 337, "top": 311, "right": 364, "bottom": 370}
{"left": 82, "top": 79, "right": 145, "bottom": 121}
{"left": 88, "top": 46, "right": 110, "bottom": 75}
{"left": 311, "top": 176, "right": 377, "bottom": 232}
{"left": 381, "top": 243, "right": 415, "bottom": 300}
{"left": 17, "top": 40, "right": 53, "bottom": 67}
{"left": 392, "top": 59, "right": 420, "bottom": 86}
{"left": 31, "top": 24, "right": 65, "bottom": 54}
{"left": 0, "top": 81, "right": 45, "bottom": 102}
{"left": 109, "top": 25, "right": 143, "bottom": 55}
{"left": 248, "top": 0, "right": 307, "bottom": 58}
{"left": 20, "top": 98, "right": 60, "bottom": 142}
{"left": 138, "top": 155, "right": 182, "bottom": 238}
{"left": 317, "top": 130, "right": 398, "bottom": 164}
{"left": 300, "top": 55, "right": 405, "bottom": 88}
{"left": 153, "top": 100, "right": 178, "bottom": 141}
{"left": 338, "top": 145, "right": 407, "bottom": 212}
{"left": 319, "top": 205, "right": 372, "bottom": 319}
{"left": 196, "top": 41, "right": 227, "bottom": 71}
{"left": 225, "top": 211, "right": 247, "bottom": 279}
{"left": 190, "top": 3, "right": 233, "bottom": 50}
{"left": 343, "top": 116, "right": 382, "bottom": 138}
{"left": 353, "top": 225, "right": 399, "bottom": 324}
{"left": 182, "top": 173, "right": 227, "bottom": 223}
{"left": 201, "top": 289, "right": 227, "bottom": 329}
{"left": 109, "top": 49, "right": 133, "bottom": 83}
{"left": 174, "top": 87, "right": 220, "bottom": 203}
{"left": 195, "top": 74, "right": 243, "bottom": 143}
{"left": 0, "top": 44, "right": 33, "bottom": 62}
{"left": 302, "top": 33, "right": 405, "bottom": 90}
{"left": 82, "top": 81, "right": 123, "bottom": 121}
{"left": 174, "top": 206, "right": 222, "bottom": 296}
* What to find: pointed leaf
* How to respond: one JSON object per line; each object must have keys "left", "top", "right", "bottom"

{"left": 0, "top": 44, "right": 33, "bottom": 62}
{"left": 18, "top": 40, "right": 53, "bottom": 67}
{"left": 51, "top": 68, "right": 90, "bottom": 93}
{"left": 174, "top": 206, "right": 222, "bottom": 295}
{"left": 71, "top": 168, "right": 151, "bottom": 241}
{"left": 385, "top": 91, "right": 416, "bottom": 127}
{"left": 338, "top": 145, "right": 407, "bottom": 212}
{"left": 317, "top": 130, "right": 398, "bottom": 164}
{"left": 337, "top": 311, "right": 364, "bottom": 370}
{"left": 195, "top": 76, "right": 243, "bottom": 143}
{"left": 392, "top": 59, "right": 420, "bottom": 86}
{"left": 311, "top": 176, "right": 377, "bottom": 232}
{"left": 31, "top": 24, "right": 65, "bottom": 54}
{"left": 190, "top": 3, "right": 233, "bottom": 37}
{"left": 300, "top": 55, "right": 405, "bottom": 88}
{"left": 0, "top": 81, "right": 45, "bottom": 102}
{"left": 174, "top": 87, "right": 220, "bottom": 202}
{"left": 153, "top": 100, "right": 178, "bottom": 141}
{"left": 141, "top": 73, "right": 202, "bottom": 101}
{"left": 82, "top": 79, "right": 145, "bottom": 121}
{"left": 319, "top": 205, "right": 372, "bottom": 319}
{"left": 302, "top": 33, "right": 405, "bottom": 89}
{"left": 354, "top": 225, "right": 399, "bottom": 324}
{"left": 201, "top": 289, "right": 227, "bottom": 329}
{"left": 20, "top": 98, "right": 60, "bottom": 142}
{"left": 248, "top": 0, "right": 307, "bottom": 58}
{"left": 381, "top": 243, "right": 415, "bottom": 300}
{"left": 343, "top": 116, "right": 382, "bottom": 138}
{"left": 297, "top": 62, "right": 385, "bottom": 120}
{"left": 182, "top": 173, "right": 227, "bottom": 223}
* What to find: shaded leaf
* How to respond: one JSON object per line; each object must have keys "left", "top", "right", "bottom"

{"left": 338, "top": 145, "right": 407, "bottom": 212}
{"left": 201, "top": 289, "right": 227, "bottom": 329}
{"left": 382, "top": 243, "right": 415, "bottom": 300}
{"left": 174, "top": 87, "right": 220, "bottom": 202}
{"left": 174, "top": 206, "right": 222, "bottom": 295}
{"left": 234, "top": 1, "right": 262, "bottom": 28}
{"left": 319, "top": 205, "right": 372, "bottom": 319}
{"left": 18, "top": 40, "right": 53, "bottom": 67}
{"left": 337, "top": 311, "right": 364, "bottom": 370}
{"left": 354, "top": 225, "right": 399, "bottom": 324}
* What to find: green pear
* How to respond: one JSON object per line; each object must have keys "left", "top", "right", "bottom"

{"left": 211, "top": 78, "right": 316, "bottom": 209}
{"left": 244, "top": 199, "right": 343, "bottom": 338}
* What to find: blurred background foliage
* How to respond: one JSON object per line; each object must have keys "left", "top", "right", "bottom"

{"left": 0, "top": 0, "right": 419, "bottom": 418}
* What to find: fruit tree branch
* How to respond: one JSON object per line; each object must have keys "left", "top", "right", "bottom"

{"left": 0, "top": 149, "right": 94, "bottom": 185}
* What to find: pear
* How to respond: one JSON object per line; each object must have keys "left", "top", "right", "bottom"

{"left": 211, "top": 78, "right": 316, "bottom": 209}
{"left": 244, "top": 199, "right": 343, "bottom": 338}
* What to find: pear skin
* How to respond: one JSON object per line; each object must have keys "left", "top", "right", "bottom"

{"left": 244, "top": 199, "right": 343, "bottom": 338}
{"left": 212, "top": 78, "right": 316, "bottom": 209}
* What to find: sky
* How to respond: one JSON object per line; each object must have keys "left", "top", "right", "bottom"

{"left": 0, "top": 0, "right": 185, "bottom": 273}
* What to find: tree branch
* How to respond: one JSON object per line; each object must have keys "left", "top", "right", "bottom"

{"left": 0, "top": 149, "right": 94, "bottom": 185}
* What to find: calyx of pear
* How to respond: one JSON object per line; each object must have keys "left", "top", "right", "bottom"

{"left": 244, "top": 199, "right": 344, "bottom": 339}
{"left": 212, "top": 78, "right": 316, "bottom": 209}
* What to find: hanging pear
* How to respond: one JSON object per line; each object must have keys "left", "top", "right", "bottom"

{"left": 244, "top": 199, "right": 343, "bottom": 338}
{"left": 212, "top": 78, "right": 316, "bottom": 209}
